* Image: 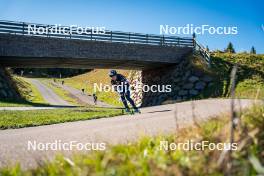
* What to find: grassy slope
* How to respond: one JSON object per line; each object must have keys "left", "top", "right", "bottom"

{"left": 63, "top": 69, "right": 131, "bottom": 106}
{"left": 1, "top": 104, "right": 263, "bottom": 175}
{"left": 199, "top": 53, "right": 264, "bottom": 99}
{"left": 0, "top": 108, "right": 123, "bottom": 129}
{"left": 0, "top": 76, "right": 47, "bottom": 107}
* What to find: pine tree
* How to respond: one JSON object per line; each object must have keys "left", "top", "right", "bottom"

{"left": 192, "top": 33, "right": 196, "bottom": 39}
{"left": 225, "top": 42, "right": 235, "bottom": 53}
{"left": 206, "top": 45, "right": 209, "bottom": 52}
{"left": 250, "top": 46, "right": 256, "bottom": 54}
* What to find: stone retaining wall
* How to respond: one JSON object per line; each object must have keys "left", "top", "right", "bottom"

{"left": 129, "top": 57, "right": 213, "bottom": 107}
{"left": 0, "top": 68, "right": 20, "bottom": 99}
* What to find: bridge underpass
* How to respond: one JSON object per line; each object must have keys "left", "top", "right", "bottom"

{"left": 0, "top": 20, "right": 212, "bottom": 106}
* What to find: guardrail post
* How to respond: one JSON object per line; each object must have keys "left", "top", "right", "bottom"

{"left": 47, "top": 25, "right": 49, "bottom": 37}
{"left": 192, "top": 33, "right": 196, "bottom": 50}
{"left": 129, "top": 33, "right": 131, "bottom": 43}
{"left": 146, "top": 34, "right": 148, "bottom": 44}
{"left": 91, "top": 31, "right": 93, "bottom": 40}
{"left": 22, "top": 22, "right": 25, "bottom": 35}
{"left": 110, "top": 31, "right": 112, "bottom": 42}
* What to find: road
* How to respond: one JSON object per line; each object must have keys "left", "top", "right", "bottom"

{"left": 0, "top": 98, "right": 260, "bottom": 169}
{"left": 30, "top": 79, "right": 71, "bottom": 106}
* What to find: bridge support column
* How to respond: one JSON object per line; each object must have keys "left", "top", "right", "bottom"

{"left": 129, "top": 56, "right": 213, "bottom": 107}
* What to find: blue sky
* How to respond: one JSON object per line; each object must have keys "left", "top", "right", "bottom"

{"left": 0, "top": 0, "right": 263, "bottom": 53}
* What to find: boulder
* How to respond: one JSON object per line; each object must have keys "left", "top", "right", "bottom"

{"left": 189, "top": 89, "right": 199, "bottom": 95}
{"left": 202, "top": 75, "right": 213, "bottom": 82}
{"left": 188, "top": 76, "right": 199, "bottom": 83}
{"left": 183, "top": 83, "right": 193, "bottom": 89}
{"left": 195, "top": 81, "right": 206, "bottom": 90}
{"left": 178, "top": 90, "right": 188, "bottom": 96}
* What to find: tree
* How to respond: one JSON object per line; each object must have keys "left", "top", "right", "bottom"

{"left": 206, "top": 45, "right": 209, "bottom": 52}
{"left": 250, "top": 46, "right": 256, "bottom": 54}
{"left": 225, "top": 42, "right": 235, "bottom": 53}
{"left": 192, "top": 33, "right": 196, "bottom": 39}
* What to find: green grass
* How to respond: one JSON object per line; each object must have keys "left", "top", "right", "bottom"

{"left": 24, "top": 78, "right": 47, "bottom": 104}
{"left": 0, "top": 76, "right": 48, "bottom": 107}
{"left": 198, "top": 53, "right": 264, "bottom": 99}
{"left": 0, "top": 108, "right": 123, "bottom": 129}
{"left": 1, "top": 104, "right": 263, "bottom": 175}
{"left": 63, "top": 69, "right": 131, "bottom": 107}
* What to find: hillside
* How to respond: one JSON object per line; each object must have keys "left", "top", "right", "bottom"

{"left": 64, "top": 69, "right": 131, "bottom": 106}
{"left": 201, "top": 53, "right": 264, "bottom": 99}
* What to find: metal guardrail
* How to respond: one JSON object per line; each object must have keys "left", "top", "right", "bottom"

{"left": 193, "top": 38, "right": 211, "bottom": 65}
{"left": 0, "top": 20, "right": 194, "bottom": 47}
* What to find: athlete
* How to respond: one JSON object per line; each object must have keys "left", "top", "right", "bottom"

{"left": 109, "top": 70, "right": 140, "bottom": 113}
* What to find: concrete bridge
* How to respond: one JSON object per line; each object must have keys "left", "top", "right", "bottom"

{"left": 0, "top": 20, "right": 212, "bottom": 106}
{"left": 0, "top": 20, "right": 197, "bottom": 69}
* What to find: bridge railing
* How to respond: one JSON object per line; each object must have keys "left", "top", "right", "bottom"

{"left": 193, "top": 38, "right": 211, "bottom": 66}
{"left": 0, "top": 20, "right": 194, "bottom": 47}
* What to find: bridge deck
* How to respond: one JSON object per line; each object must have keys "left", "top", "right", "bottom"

{"left": 0, "top": 20, "right": 194, "bottom": 69}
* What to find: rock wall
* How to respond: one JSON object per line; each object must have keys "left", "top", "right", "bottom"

{"left": 129, "top": 56, "right": 213, "bottom": 107}
{"left": 0, "top": 67, "right": 20, "bottom": 99}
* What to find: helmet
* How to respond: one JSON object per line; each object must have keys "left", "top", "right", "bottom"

{"left": 109, "top": 70, "right": 117, "bottom": 77}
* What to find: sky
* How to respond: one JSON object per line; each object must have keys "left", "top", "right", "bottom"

{"left": 0, "top": 0, "right": 263, "bottom": 53}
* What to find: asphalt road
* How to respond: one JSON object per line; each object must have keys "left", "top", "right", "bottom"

{"left": 0, "top": 98, "right": 260, "bottom": 169}
{"left": 30, "top": 79, "right": 71, "bottom": 106}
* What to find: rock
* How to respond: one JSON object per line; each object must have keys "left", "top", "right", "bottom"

{"left": 193, "top": 70, "right": 203, "bottom": 77}
{"left": 195, "top": 81, "right": 206, "bottom": 90}
{"left": 188, "top": 76, "right": 199, "bottom": 83}
{"left": 189, "top": 89, "right": 199, "bottom": 95}
{"left": 173, "top": 78, "right": 181, "bottom": 83}
{"left": 182, "top": 70, "right": 191, "bottom": 80}
{"left": 208, "top": 82, "right": 214, "bottom": 87}
{"left": 173, "top": 86, "right": 180, "bottom": 91}
{"left": 0, "top": 89, "right": 8, "bottom": 97}
{"left": 182, "top": 96, "right": 188, "bottom": 100}
{"left": 183, "top": 83, "right": 193, "bottom": 89}
{"left": 178, "top": 90, "right": 188, "bottom": 96}
{"left": 202, "top": 75, "right": 213, "bottom": 82}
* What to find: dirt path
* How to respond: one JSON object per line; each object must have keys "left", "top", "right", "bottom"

{"left": 0, "top": 99, "right": 260, "bottom": 169}
{"left": 30, "top": 79, "right": 71, "bottom": 106}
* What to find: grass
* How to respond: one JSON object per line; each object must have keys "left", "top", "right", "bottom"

{"left": 198, "top": 53, "right": 264, "bottom": 99}
{"left": 63, "top": 69, "right": 131, "bottom": 106}
{"left": 0, "top": 76, "right": 48, "bottom": 107}
{"left": 1, "top": 104, "right": 263, "bottom": 175}
{"left": 0, "top": 107, "right": 123, "bottom": 129}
